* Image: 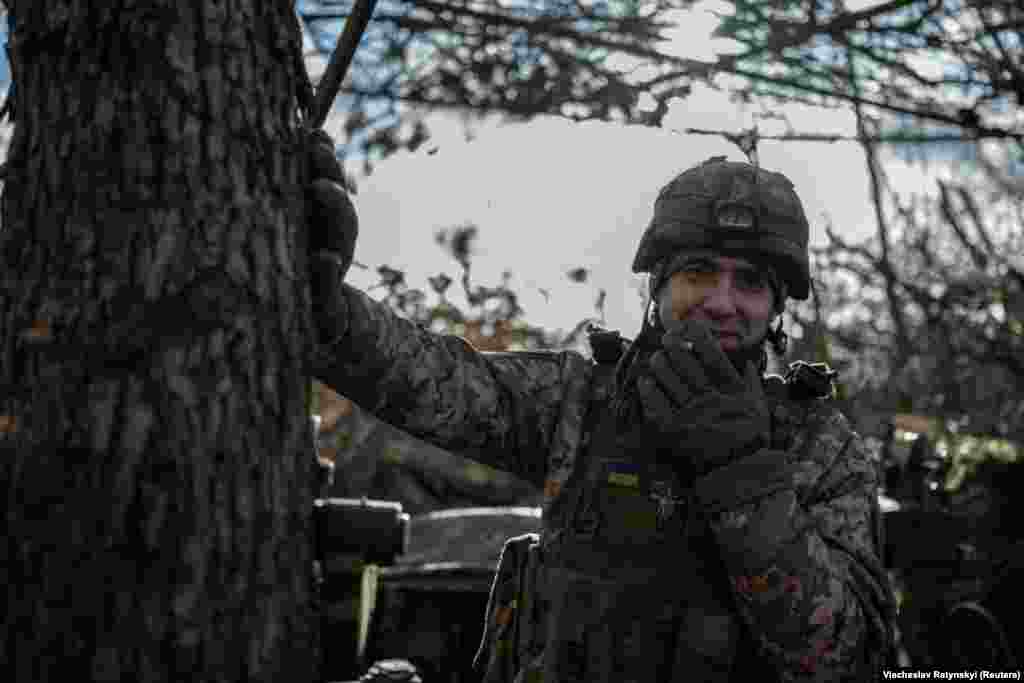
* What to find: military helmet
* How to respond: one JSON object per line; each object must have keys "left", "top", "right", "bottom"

{"left": 632, "top": 156, "right": 811, "bottom": 300}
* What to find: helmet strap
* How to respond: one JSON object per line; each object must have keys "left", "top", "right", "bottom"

{"left": 766, "top": 315, "right": 788, "bottom": 356}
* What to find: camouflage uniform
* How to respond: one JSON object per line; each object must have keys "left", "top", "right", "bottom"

{"left": 310, "top": 157, "right": 894, "bottom": 681}
{"left": 312, "top": 287, "right": 892, "bottom": 681}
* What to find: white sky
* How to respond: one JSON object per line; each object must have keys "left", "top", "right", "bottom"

{"left": 315, "top": 1, "right": 938, "bottom": 341}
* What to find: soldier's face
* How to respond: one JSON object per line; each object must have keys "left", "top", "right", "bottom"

{"left": 656, "top": 254, "right": 775, "bottom": 353}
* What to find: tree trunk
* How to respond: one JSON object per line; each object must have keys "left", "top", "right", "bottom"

{"left": 1, "top": 2, "right": 319, "bottom": 681}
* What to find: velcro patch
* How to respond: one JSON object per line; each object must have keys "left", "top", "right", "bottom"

{"left": 605, "top": 461, "right": 640, "bottom": 488}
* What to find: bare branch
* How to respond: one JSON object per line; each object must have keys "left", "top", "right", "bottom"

{"left": 937, "top": 180, "right": 989, "bottom": 271}
{"left": 954, "top": 185, "right": 1024, "bottom": 289}
{"left": 846, "top": 49, "right": 913, "bottom": 363}
{"left": 676, "top": 127, "right": 1009, "bottom": 144}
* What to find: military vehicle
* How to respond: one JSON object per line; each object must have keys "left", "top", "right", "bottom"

{"left": 314, "top": 497, "right": 411, "bottom": 681}
{"left": 314, "top": 414, "right": 1023, "bottom": 681}
{"left": 316, "top": 499, "right": 542, "bottom": 683}
{"left": 880, "top": 418, "right": 1022, "bottom": 670}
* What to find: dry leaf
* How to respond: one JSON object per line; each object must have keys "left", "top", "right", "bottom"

{"left": 20, "top": 320, "right": 52, "bottom": 342}
{"left": 0, "top": 414, "right": 17, "bottom": 433}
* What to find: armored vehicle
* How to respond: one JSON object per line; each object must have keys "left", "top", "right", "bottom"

{"left": 880, "top": 419, "right": 1022, "bottom": 670}
{"left": 359, "top": 506, "right": 542, "bottom": 682}
{"left": 317, "top": 501, "right": 542, "bottom": 683}
{"left": 315, "top": 414, "right": 1024, "bottom": 681}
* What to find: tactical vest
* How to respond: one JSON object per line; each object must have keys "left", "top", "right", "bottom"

{"left": 488, "top": 330, "right": 834, "bottom": 683}
{"left": 540, "top": 407, "right": 740, "bottom": 681}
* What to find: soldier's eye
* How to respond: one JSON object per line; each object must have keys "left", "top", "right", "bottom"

{"left": 680, "top": 260, "right": 715, "bottom": 275}
{"left": 680, "top": 266, "right": 718, "bottom": 288}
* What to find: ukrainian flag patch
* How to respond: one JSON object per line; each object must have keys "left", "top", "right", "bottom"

{"left": 605, "top": 461, "right": 640, "bottom": 488}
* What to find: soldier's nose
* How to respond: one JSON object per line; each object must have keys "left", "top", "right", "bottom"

{"left": 701, "top": 279, "right": 739, "bottom": 317}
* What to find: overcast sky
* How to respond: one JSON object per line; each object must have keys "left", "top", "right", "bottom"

{"left": 314, "top": 1, "right": 938, "bottom": 341}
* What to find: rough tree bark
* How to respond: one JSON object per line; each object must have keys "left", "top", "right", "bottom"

{"left": 1, "top": 2, "right": 320, "bottom": 681}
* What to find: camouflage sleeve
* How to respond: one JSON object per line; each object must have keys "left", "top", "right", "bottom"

{"left": 693, "top": 405, "right": 895, "bottom": 681}
{"left": 312, "top": 283, "right": 589, "bottom": 488}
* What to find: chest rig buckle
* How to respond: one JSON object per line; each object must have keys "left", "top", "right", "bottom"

{"left": 649, "top": 480, "right": 688, "bottom": 529}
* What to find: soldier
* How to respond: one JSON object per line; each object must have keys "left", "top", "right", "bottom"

{"left": 306, "top": 131, "right": 895, "bottom": 681}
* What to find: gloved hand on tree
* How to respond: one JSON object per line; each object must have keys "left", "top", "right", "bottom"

{"left": 305, "top": 129, "right": 358, "bottom": 343}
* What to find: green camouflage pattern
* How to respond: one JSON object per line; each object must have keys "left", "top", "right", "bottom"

{"left": 316, "top": 392, "right": 540, "bottom": 515}
{"left": 313, "top": 283, "right": 894, "bottom": 681}
{"left": 313, "top": 284, "right": 592, "bottom": 504}
{"left": 694, "top": 405, "right": 894, "bottom": 680}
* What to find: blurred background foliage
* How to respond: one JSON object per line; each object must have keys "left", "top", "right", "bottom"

{"left": 297, "top": 0, "right": 702, "bottom": 172}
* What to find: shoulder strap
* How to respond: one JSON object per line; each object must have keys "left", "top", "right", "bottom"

{"left": 586, "top": 325, "right": 630, "bottom": 411}
{"left": 587, "top": 325, "right": 628, "bottom": 365}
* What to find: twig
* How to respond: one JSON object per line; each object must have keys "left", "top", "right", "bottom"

{"left": 677, "top": 127, "right": 1003, "bottom": 144}
{"left": 309, "top": 0, "right": 379, "bottom": 130}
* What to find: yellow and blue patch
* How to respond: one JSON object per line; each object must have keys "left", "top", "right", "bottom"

{"left": 605, "top": 461, "right": 641, "bottom": 488}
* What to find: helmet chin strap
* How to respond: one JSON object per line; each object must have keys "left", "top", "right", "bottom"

{"left": 766, "top": 315, "right": 788, "bottom": 356}
{"left": 613, "top": 299, "right": 663, "bottom": 392}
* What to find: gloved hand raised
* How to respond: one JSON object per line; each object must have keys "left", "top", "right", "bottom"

{"left": 306, "top": 129, "right": 358, "bottom": 341}
{"left": 636, "top": 320, "right": 770, "bottom": 474}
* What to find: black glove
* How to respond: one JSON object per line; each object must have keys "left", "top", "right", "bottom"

{"left": 636, "top": 320, "right": 770, "bottom": 474}
{"left": 306, "top": 129, "right": 358, "bottom": 342}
